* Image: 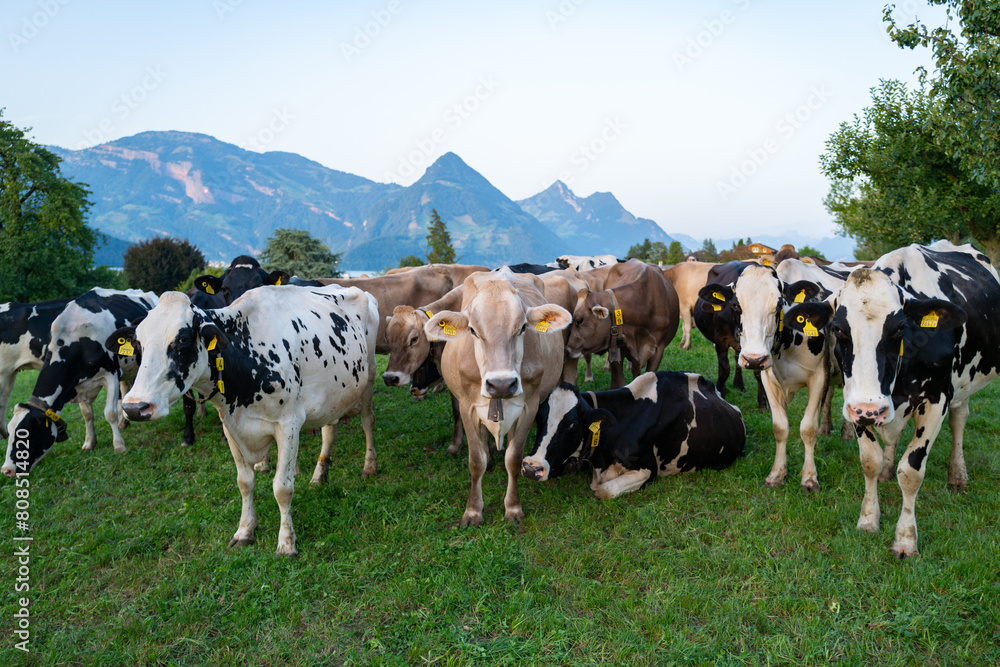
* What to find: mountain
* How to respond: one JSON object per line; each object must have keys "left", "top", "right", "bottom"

{"left": 518, "top": 181, "right": 673, "bottom": 257}
{"left": 52, "top": 131, "right": 400, "bottom": 264}
{"left": 343, "top": 153, "right": 566, "bottom": 268}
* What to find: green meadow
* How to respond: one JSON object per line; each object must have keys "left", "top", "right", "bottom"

{"left": 2, "top": 329, "right": 998, "bottom": 665}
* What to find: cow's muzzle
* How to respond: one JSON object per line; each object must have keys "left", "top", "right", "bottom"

{"left": 521, "top": 461, "right": 547, "bottom": 481}
{"left": 739, "top": 352, "right": 771, "bottom": 370}
{"left": 122, "top": 401, "right": 154, "bottom": 422}
{"left": 382, "top": 371, "right": 406, "bottom": 387}
{"left": 846, "top": 402, "right": 889, "bottom": 426}
{"left": 484, "top": 376, "right": 519, "bottom": 399}
{"left": 1, "top": 466, "right": 14, "bottom": 478}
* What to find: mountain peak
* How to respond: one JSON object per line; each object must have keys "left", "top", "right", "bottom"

{"left": 415, "top": 152, "right": 493, "bottom": 190}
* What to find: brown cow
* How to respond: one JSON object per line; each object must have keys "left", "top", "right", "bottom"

{"left": 566, "top": 259, "right": 680, "bottom": 388}
{"left": 424, "top": 269, "right": 571, "bottom": 527}
{"left": 662, "top": 261, "right": 715, "bottom": 350}
{"left": 318, "top": 264, "right": 487, "bottom": 352}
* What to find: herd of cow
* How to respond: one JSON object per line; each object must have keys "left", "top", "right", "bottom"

{"left": 2, "top": 242, "right": 998, "bottom": 560}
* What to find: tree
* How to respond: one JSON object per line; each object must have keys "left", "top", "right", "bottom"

{"left": 699, "top": 238, "right": 719, "bottom": 263}
{"left": 798, "top": 245, "right": 826, "bottom": 260}
{"left": 665, "top": 240, "right": 685, "bottom": 264}
{"left": 627, "top": 238, "right": 653, "bottom": 261}
{"left": 123, "top": 237, "right": 205, "bottom": 294}
{"left": 0, "top": 110, "right": 103, "bottom": 302}
{"left": 425, "top": 209, "right": 456, "bottom": 264}
{"left": 820, "top": 80, "right": 998, "bottom": 263}
{"left": 176, "top": 264, "right": 224, "bottom": 292}
{"left": 260, "top": 228, "right": 342, "bottom": 278}
{"left": 398, "top": 254, "right": 423, "bottom": 268}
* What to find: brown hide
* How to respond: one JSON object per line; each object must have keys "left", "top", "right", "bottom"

{"left": 662, "top": 261, "right": 715, "bottom": 350}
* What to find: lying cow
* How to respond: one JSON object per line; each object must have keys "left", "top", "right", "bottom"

{"left": 1, "top": 289, "right": 157, "bottom": 475}
{"left": 784, "top": 241, "right": 1000, "bottom": 558}
{"left": 111, "top": 285, "right": 379, "bottom": 555}
{"left": 522, "top": 371, "right": 745, "bottom": 497}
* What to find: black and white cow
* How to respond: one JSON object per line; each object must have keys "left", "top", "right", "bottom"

{"left": 784, "top": 241, "right": 1000, "bottom": 558}
{"left": 521, "top": 371, "right": 745, "bottom": 498}
{"left": 1, "top": 289, "right": 157, "bottom": 476}
{"left": 193, "top": 255, "right": 290, "bottom": 304}
{"left": 110, "top": 285, "right": 379, "bottom": 555}
{"left": 698, "top": 260, "right": 858, "bottom": 492}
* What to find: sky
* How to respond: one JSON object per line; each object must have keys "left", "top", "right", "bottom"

{"left": 2, "top": 0, "right": 944, "bottom": 242}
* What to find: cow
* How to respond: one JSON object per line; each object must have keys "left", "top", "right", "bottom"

{"left": 698, "top": 260, "right": 858, "bottom": 492}
{"left": 661, "top": 261, "right": 715, "bottom": 350}
{"left": 521, "top": 371, "right": 745, "bottom": 497}
{"left": 317, "top": 264, "right": 488, "bottom": 353}
{"left": 504, "top": 263, "right": 559, "bottom": 275}
{"left": 110, "top": 285, "right": 379, "bottom": 555}
{"left": 423, "top": 268, "right": 572, "bottom": 527}
{"left": 556, "top": 254, "right": 619, "bottom": 271}
{"left": 1, "top": 289, "right": 157, "bottom": 476}
{"left": 194, "top": 255, "right": 290, "bottom": 304}
{"left": 783, "top": 241, "right": 1000, "bottom": 558}
{"left": 565, "top": 259, "right": 680, "bottom": 389}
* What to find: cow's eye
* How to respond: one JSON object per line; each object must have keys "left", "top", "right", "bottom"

{"left": 831, "top": 323, "right": 848, "bottom": 340}
{"left": 574, "top": 317, "right": 583, "bottom": 326}
{"left": 408, "top": 336, "right": 418, "bottom": 347}
{"left": 519, "top": 323, "right": 527, "bottom": 335}
{"left": 176, "top": 333, "right": 191, "bottom": 347}
{"left": 469, "top": 327, "right": 478, "bottom": 338}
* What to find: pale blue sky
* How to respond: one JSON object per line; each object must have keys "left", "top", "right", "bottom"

{"left": 2, "top": 0, "right": 942, "bottom": 241}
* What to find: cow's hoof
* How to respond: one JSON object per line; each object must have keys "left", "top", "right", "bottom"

{"left": 459, "top": 512, "right": 483, "bottom": 528}
{"left": 361, "top": 466, "right": 376, "bottom": 479}
{"left": 181, "top": 441, "right": 193, "bottom": 448}
{"left": 947, "top": 482, "right": 967, "bottom": 493}
{"left": 891, "top": 544, "right": 919, "bottom": 560}
{"left": 228, "top": 536, "right": 256, "bottom": 548}
{"left": 856, "top": 517, "right": 880, "bottom": 534}
{"left": 504, "top": 509, "right": 524, "bottom": 525}
{"left": 877, "top": 470, "right": 895, "bottom": 483}
{"left": 275, "top": 546, "right": 299, "bottom": 557}
{"left": 254, "top": 462, "right": 270, "bottom": 473}
{"left": 0, "top": 428, "right": 7, "bottom": 440}
{"left": 764, "top": 476, "right": 785, "bottom": 489}
{"left": 801, "top": 480, "right": 821, "bottom": 494}
{"left": 81, "top": 443, "right": 94, "bottom": 451}
{"left": 113, "top": 445, "right": 127, "bottom": 454}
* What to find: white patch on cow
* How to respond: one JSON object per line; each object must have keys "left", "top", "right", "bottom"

{"left": 733, "top": 265, "right": 782, "bottom": 363}
{"left": 522, "top": 387, "right": 579, "bottom": 479}
{"left": 625, "top": 372, "right": 658, "bottom": 402}
{"left": 593, "top": 465, "right": 652, "bottom": 499}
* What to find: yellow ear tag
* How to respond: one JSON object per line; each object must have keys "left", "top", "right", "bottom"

{"left": 203, "top": 282, "right": 215, "bottom": 295}
{"left": 45, "top": 409, "right": 60, "bottom": 422}
{"left": 614, "top": 309, "right": 623, "bottom": 326}
{"left": 275, "top": 277, "right": 282, "bottom": 286}
{"left": 439, "top": 322, "right": 457, "bottom": 337}
{"left": 779, "top": 309, "right": 784, "bottom": 332}
{"left": 899, "top": 340, "right": 904, "bottom": 357}
{"left": 921, "top": 313, "right": 939, "bottom": 328}
{"left": 118, "top": 340, "right": 135, "bottom": 356}
{"left": 762, "top": 259, "right": 771, "bottom": 266}
{"left": 713, "top": 305, "right": 722, "bottom": 312}
{"left": 217, "top": 380, "right": 225, "bottom": 394}
{"left": 588, "top": 422, "right": 601, "bottom": 448}
{"left": 207, "top": 337, "right": 217, "bottom": 352}
{"left": 803, "top": 321, "right": 819, "bottom": 337}
{"left": 424, "top": 311, "right": 432, "bottom": 318}
{"left": 794, "top": 290, "right": 806, "bottom": 304}
{"left": 712, "top": 291, "right": 725, "bottom": 302}
{"left": 215, "top": 357, "right": 224, "bottom": 372}
{"left": 534, "top": 321, "right": 549, "bottom": 333}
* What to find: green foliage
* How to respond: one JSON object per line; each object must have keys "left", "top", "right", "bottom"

{"left": 665, "top": 240, "right": 685, "bottom": 265}
{"left": 0, "top": 109, "right": 100, "bottom": 302}
{"left": 175, "top": 265, "right": 224, "bottom": 293}
{"left": 425, "top": 209, "right": 456, "bottom": 264}
{"left": 260, "top": 228, "right": 342, "bottom": 278}
{"left": 398, "top": 254, "right": 423, "bottom": 268}
{"left": 798, "top": 245, "right": 826, "bottom": 260}
{"left": 85, "top": 265, "right": 130, "bottom": 291}
{"left": 820, "top": 80, "right": 999, "bottom": 263}
{"left": 123, "top": 237, "right": 206, "bottom": 295}
{"left": 700, "top": 238, "right": 719, "bottom": 262}
{"left": 627, "top": 238, "right": 669, "bottom": 264}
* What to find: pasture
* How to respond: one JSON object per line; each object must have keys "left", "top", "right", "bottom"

{"left": 2, "top": 329, "right": 999, "bottom": 665}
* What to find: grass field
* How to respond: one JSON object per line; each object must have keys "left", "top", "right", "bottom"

{"left": 2, "top": 329, "right": 999, "bottom": 665}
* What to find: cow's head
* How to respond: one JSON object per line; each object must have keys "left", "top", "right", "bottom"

{"left": 699, "top": 265, "right": 825, "bottom": 371}
{"left": 107, "top": 292, "right": 227, "bottom": 422}
{"left": 1, "top": 403, "right": 69, "bottom": 476}
{"left": 784, "top": 268, "right": 966, "bottom": 426}
{"left": 194, "top": 255, "right": 290, "bottom": 305}
{"left": 383, "top": 305, "right": 434, "bottom": 388}
{"left": 522, "top": 384, "right": 615, "bottom": 481}
{"left": 565, "top": 289, "right": 615, "bottom": 359}
{"left": 424, "top": 275, "right": 571, "bottom": 399}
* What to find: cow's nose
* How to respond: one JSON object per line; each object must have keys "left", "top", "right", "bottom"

{"left": 740, "top": 353, "right": 771, "bottom": 370}
{"left": 847, "top": 403, "right": 889, "bottom": 426}
{"left": 1, "top": 466, "right": 14, "bottom": 478}
{"left": 521, "top": 462, "right": 546, "bottom": 481}
{"left": 123, "top": 402, "right": 152, "bottom": 422}
{"left": 485, "top": 377, "right": 518, "bottom": 398}
{"left": 382, "top": 373, "right": 401, "bottom": 387}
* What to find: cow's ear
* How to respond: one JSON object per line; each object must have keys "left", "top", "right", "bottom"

{"left": 903, "top": 298, "right": 967, "bottom": 332}
{"left": 527, "top": 304, "right": 571, "bottom": 333}
{"left": 591, "top": 305, "right": 610, "bottom": 320}
{"left": 199, "top": 322, "right": 230, "bottom": 351}
{"left": 266, "top": 270, "right": 291, "bottom": 286}
{"left": 698, "top": 284, "right": 733, "bottom": 312}
{"left": 783, "top": 302, "right": 834, "bottom": 337}
{"left": 424, "top": 311, "right": 469, "bottom": 341}
{"left": 106, "top": 327, "right": 141, "bottom": 358}
{"left": 783, "top": 280, "right": 825, "bottom": 305}
{"left": 581, "top": 406, "right": 617, "bottom": 428}
{"left": 195, "top": 275, "right": 223, "bottom": 296}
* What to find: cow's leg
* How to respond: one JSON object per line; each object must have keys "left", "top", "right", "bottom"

{"left": 946, "top": 399, "right": 969, "bottom": 492}
{"left": 460, "top": 410, "right": 490, "bottom": 527}
{"left": 732, "top": 350, "right": 746, "bottom": 393}
{"left": 856, "top": 426, "right": 882, "bottom": 533}
{"left": 225, "top": 425, "right": 258, "bottom": 548}
{"left": 255, "top": 449, "right": 271, "bottom": 473}
{"left": 715, "top": 344, "right": 731, "bottom": 398}
{"left": 798, "top": 367, "right": 828, "bottom": 493}
{"left": 309, "top": 423, "right": 338, "bottom": 485}
{"left": 78, "top": 398, "right": 98, "bottom": 451}
{"left": 645, "top": 343, "right": 666, "bottom": 374}
{"left": 762, "top": 371, "right": 790, "bottom": 488}
{"left": 609, "top": 358, "right": 627, "bottom": 389}
{"left": 445, "top": 392, "right": 465, "bottom": 456}
{"left": 594, "top": 468, "right": 652, "bottom": 499}
{"left": 102, "top": 377, "right": 127, "bottom": 453}
{"left": 679, "top": 312, "right": 692, "bottom": 350}
{"left": 753, "top": 371, "right": 768, "bottom": 410}
{"left": 358, "top": 380, "right": 376, "bottom": 478}
{"left": 0, "top": 370, "right": 17, "bottom": 439}
{"left": 818, "top": 384, "right": 834, "bottom": 435}
{"left": 583, "top": 354, "right": 594, "bottom": 383}
{"left": 117, "top": 379, "right": 130, "bottom": 431}
{"left": 272, "top": 422, "right": 300, "bottom": 556}
{"left": 503, "top": 399, "right": 541, "bottom": 525}
{"left": 892, "top": 403, "right": 946, "bottom": 559}
{"left": 182, "top": 394, "right": 196, "bottom": 447}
